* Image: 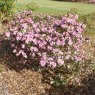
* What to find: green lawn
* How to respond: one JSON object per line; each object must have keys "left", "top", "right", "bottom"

{"left": 16, "top": 0, "right": 95, "bottom": 15}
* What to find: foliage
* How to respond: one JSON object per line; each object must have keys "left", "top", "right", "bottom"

{"left": 67, "top": 8, "right": 78, "bottom": 15}
{"left": 0, "top": 0, "right": 15, "bottom": 20}
{"left": 4, "top": 11, "right": 85, "bottom": 68}
{"left": 26, "top": 2, "right": 39, "bottom": 11}
{"left": 80, "top": 13, "right": 95, "bottom": 35}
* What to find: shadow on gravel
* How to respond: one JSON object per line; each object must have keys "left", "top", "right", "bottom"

{"left": 0, "top": 53, "right": 40, "bottom": 72}
{"left": 0, "top": 39, "right": 40, "bottom": 72}
{"left": 41, "top": 71, "right": 95, "bottom": 95}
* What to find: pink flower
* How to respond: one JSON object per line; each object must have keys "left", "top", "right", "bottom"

{"left": 65, "top": 55, "right": 70, "bottom": 60}
{"left": 33, "top": 47, "right": 38, "bottom": 52}
{"left": 56, "top": 40, "right": 61, "bottom": 46}
{"left": 20, "top": 19, "right": 26, "bottom": 23}
{"left": 54, "top": 20, "right": 61, "bottom": 26}
{"left": 16, "top": 36, "right": 21, "bottom": 41}
{"left": 58, "top": 59, "right": 64, "bottom": 66}
{"left": 22, "top": 23, "right": 28, "bottom": 29}
{"left": 48, "top": 46, "right": 53, "bottom": 50}
{"left": 13, "top": 31, "right": 17, "bottom": 35}
{"left": 23, "top": 53, "right": 27, "bottom": 58}
{"left": 50, "top": 62, "right": 57, "bottom": 68}
{"left": 75, "top": 56, "right": 82, "bottom": 62}
{"left": 21, "top": 44, "right": 25, "bottom": 49}
{"left": 13, "top": 49, "right": 16, "bottom": 53}
{"left": 62, "top": 16, "right": 67, "bottom": 21}
{"left": 40, "top": 59, "right": 46, "bottom": 67}
{"left": 26, "top": 19, "right": 33, "bottom": 23}
{"left": 61, "top": 39, "right": 65, "bottom": 46}
{"left": 5, "top": 32, "right": 10, "bottom": 37}
{"left": 68, "top": 39, "right": 73, "bottom": 45}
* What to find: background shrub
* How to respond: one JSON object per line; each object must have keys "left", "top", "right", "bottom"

{"left": 0, "top": 0, "right": 15, "bottom": 20}
{"left": 80, "top": 13, "right": 95, "bottom": 36}
{"left": 26, "top": 2, "right": 39, "bottom": 11}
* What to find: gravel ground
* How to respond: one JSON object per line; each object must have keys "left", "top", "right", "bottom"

{"left": 0, "top": 69, "right": 95, "bottom": 95}
{"left": 0, "top": 70, "right": 51, "bottom": 95}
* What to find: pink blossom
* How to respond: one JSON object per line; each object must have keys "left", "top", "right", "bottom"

{"left": 50, "top": 62, "right": 57, "bottom": 68}
{"left": 40, "top": 59, "right": 46, "bottom": 67}
{"left": 13, "top": 49, "right": 16, "bottom": 53}
{"left": 68, "top": 39, "right": 73, "bottom": 45}
{"left": 21, "top": 44, "right": 25, "bottom": 49}
{"left": 65, "top": 55, "right": 70, "bottom": 60}
{"left": 22, "top": 23, "right": 28, "bottom": 29}
{"left": 5, "top": 32, "right": 10, "bottom": 37}
{"left": 23, "top": 53, "right": 27, "bottom": 58}
{"left": 75, "top": 56, "right": 82, "bottom": 62}
{"left": 58, "top": 59, "right": 64, "bottom": 66}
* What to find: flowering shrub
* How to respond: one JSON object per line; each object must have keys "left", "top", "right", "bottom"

{"left": 5, "top": 11, "right": 85, "bottom": 68}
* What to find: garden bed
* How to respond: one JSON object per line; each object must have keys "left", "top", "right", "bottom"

{"left": 0, "top": 9, "right": 95, "bottom": 95}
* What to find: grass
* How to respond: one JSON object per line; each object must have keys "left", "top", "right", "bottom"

{"left": 16, "top": 0, "right": 95, "bottom": 15}
{"left": 15, "top": 0, "right": 95, "bottom": 35}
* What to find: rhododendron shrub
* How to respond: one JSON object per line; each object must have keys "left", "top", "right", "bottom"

{"left": 5, "top": 11, "right": 85, "bottom": 68}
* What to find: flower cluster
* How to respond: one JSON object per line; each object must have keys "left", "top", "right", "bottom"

{"left": 5, "top": 11, "right": 85, "bottom": 68}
